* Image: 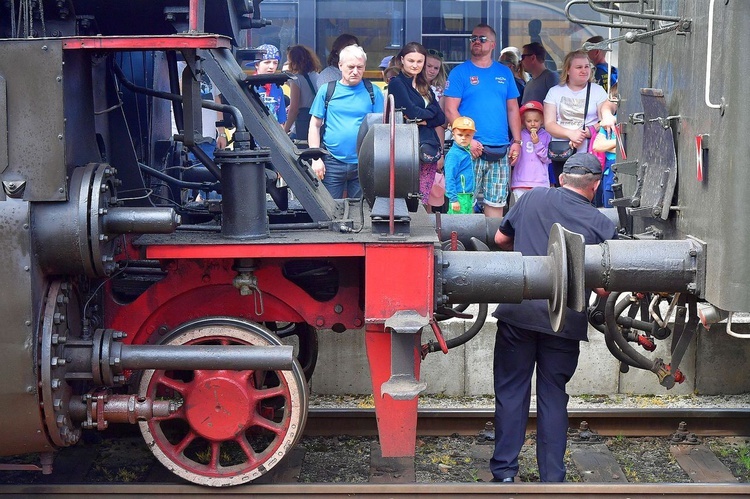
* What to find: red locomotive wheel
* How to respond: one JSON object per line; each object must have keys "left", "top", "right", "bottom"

{"left": 138, "top": 317, "right": 308, "bottom": 486}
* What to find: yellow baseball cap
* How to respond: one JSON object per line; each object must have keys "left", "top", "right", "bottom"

{"left": 452, "top": 116, "right": 475, "bottom": 132}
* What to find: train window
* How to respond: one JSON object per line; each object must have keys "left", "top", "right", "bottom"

{"left": 246, "top": 0, "right": 300, "bottom": 64}
{"left": 422, "top": 0, "right": 486, "bottom": 66}
{"left": 315, "top": 0, "right": 406, "bottom": 72}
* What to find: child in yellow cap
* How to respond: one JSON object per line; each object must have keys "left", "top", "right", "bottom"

{"left": 445, "top": 117, "right": 476, "bottom": 214}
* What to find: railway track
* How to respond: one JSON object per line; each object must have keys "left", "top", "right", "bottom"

{"left": 2, "top": 408, "right": 749, "bottom": 496}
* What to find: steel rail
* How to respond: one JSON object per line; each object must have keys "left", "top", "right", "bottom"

{"left": 304, "top": 407, "right": 750, "bottom": 437}
{"left": 1, "top": 482, "right": 749, "bottom": 497}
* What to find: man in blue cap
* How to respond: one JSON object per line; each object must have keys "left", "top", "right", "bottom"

{"left": 253, "top": 43, "right": 287, "bottom": 125}
{"left": 490, "top": 152, "right": 617, "bottom": 483}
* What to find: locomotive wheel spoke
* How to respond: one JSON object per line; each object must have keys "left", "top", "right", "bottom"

{"left": 153, "top": 374, "right": 187, "bottom": 394}
{"left": 237, "top": 434, "right": 260, "bottom": 466}
{"left": 208, "top": 441, "right": 221, "bottom": 470}
{"left": 173, "top": 431, "right": 197, "bottom": 455}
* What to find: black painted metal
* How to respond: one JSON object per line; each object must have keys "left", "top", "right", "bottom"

{"left": 216, "top": 140, "right": 270, "bottom": 239}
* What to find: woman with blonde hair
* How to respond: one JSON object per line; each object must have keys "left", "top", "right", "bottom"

{"left": 425, "top": 49, "right": 448, "bottom": 103}
{"left": 284, "top": 44, "right": 322, "bottom": 140}
{"left": 543, "top": 49, "right": 614, "bottom": 184}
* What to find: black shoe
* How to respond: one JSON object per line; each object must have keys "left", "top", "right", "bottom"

{"left": 490, "top": 477, "right": 514, "bottom": 483}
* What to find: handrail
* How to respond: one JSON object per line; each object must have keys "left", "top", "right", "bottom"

{"left": 704, "top": 0, "right": 726, "bottom": 111}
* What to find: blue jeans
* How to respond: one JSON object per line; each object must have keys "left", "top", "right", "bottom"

{"left": 491, "top": 321, "right": 580, "bottom": 482}
{"left": 188, "top": 139, "right": 221, "bottom": 200}
{"left": 322, "top": 156, "right": 361, "bottom": 199}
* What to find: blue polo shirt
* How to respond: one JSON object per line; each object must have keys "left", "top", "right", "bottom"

{"left": 493, "top": 186, "right": 617, "bottom": 340}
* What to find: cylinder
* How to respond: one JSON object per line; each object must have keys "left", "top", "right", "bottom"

{"left": 584, "top": 239, "right": 700, "bottom": 292}
{"left": 430, "top": 214, "right": 502, "bottom": 250}
{"left": 217, "top": 144, "right": 270, "bottom": 239}
{"left": 441, "top": 251, "right": 553, "bottom": 304}
{"left": 102, "top": 207, "right": 180, "bottom": 234}
{"left": 118, "top": 344, "right": 294, "bottom": 371}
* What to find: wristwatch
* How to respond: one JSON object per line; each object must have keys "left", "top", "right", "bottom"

{"left": 512, "top": 139, "right": 522, "bottom": 145}
{"left": 218, "top": 132, "right": 227, "bottom": 138}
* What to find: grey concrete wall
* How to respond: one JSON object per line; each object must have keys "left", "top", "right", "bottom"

{"left": 308, "top": 308, "right": 750, "bottom": 397}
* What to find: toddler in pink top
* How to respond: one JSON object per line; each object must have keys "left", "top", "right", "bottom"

{"left": 510, "top": 100, "right": 552, "bottom": 201}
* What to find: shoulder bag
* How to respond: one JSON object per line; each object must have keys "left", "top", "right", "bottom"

{"left": 548, "top": 82, "right": 591, "bottom": 162}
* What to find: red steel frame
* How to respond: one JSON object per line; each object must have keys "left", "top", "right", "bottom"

{"left": 107, "top": 241, "right": 434, "bottom": 457}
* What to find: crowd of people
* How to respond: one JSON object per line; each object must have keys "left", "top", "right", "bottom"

{"left": 199, "top": 28, "right": 620, "bottom": 483}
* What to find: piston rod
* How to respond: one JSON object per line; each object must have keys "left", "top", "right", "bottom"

{"left": 115, "top": 344, "right": 295, "bottom": 371}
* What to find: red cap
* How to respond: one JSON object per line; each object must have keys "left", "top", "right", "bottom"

{"left": 519, "top": 100, "right": 544, "bottom": 117}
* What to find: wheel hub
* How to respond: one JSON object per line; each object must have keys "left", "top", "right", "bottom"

{"left": 184, "top": 372, "right": 253, "bottom": 441}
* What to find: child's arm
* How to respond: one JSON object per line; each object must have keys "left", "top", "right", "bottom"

{"left": 592, "top": 129, "right": 616, "bottom": 153}
{"left": 444, "top": 157, "right": 458, "bottom": 205}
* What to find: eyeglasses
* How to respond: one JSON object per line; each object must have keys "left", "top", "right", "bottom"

{"left": 469, "top": 35, "right": 490, "bottom": 44}
{"left": 427, "top": 49, "right": 444, "bottom": 59}
{"left": 521, "top": 54, "right": 533, "bottom": 59}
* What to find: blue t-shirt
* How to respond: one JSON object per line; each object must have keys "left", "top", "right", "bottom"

{"left": 310, "top": 80, "right": 384, "bottom": 164}
{"left": 493, "top": 187, "right": 617, "bottom": 340}
{"left": 444, "top": 61, "right": 520, "bottom": 146}
{"left": 255, "top": 83, "right": 287, "bottom": 124}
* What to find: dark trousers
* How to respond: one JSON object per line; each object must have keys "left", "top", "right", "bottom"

{"left": 490, "top": 321, "right": 580, "bottom": 482}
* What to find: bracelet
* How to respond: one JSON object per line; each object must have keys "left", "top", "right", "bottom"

{"left": 218, "top": 132, "right": 227, "bottom": 138}
{"left": 512, "top": 139, "right": 521, "bottom": 145}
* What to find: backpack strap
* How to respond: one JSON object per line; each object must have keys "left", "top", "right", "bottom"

{"left": 323, "top": 80, "right": 337, "bottom": 110}
{"left": 302, "top": 73, "right": 316, "bottom": 95}
{"left": 363, "top": 79, "right": 375, "bottom": 106}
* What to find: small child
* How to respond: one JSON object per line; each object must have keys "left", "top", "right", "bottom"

{"left": 593, "top": 83, "right": 618, "bottom": 207}
{"left": 444, "top": 116, "right": 476, "bottom": 214}
{"left": 510, "top": 101, "right": 552, "bottom": 201}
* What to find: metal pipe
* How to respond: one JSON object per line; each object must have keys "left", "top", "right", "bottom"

{"left": 441, "top": 251, "right": 553, "bottom": 304}
{"left": 431, "top": 213, "right": 501, "bottom": 250}
{"left": 102, "top": 207, "right": 181, "bottom": 234}
{"left": 118, "top": 344, "right": 294, "bottom": 371}
{"left": 138, "top": 161, "right": 219, "bottom": 190}
{"left": 584, "top": 240, "right": 699, "bottom": 292}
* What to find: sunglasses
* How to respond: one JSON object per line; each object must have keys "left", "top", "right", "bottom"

{"left": 521, "top": 54, "right": 533, "bottom": 59}
{"left": 427, "top": 49, "right": 444, "bottom": 58}
{"left": 469, "top": 35, "right": 490, "bottom": 44}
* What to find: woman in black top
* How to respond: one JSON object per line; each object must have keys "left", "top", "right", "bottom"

{"left": 387, "top": 42, "right": 446, "bottom": 212}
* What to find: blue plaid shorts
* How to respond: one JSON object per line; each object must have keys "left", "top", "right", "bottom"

{"left": 472, "top": 154, "right": 509, "bottom": 207}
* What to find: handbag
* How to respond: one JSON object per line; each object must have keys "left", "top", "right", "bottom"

{"left": 428, "top": 172, "right": 446, "bottom": 207}
{"left": 548, "top": 82, "right": 591, "bottom": 162}
{"left": 419, "top": 141, "right": 442, "bottom": 164}
{"left": 547, "top": 141, "right": 576, "bottom": 162}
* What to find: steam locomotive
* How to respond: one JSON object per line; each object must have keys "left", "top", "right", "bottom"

{"left": 0, "top": 0, "right": 740, "bottom": 486}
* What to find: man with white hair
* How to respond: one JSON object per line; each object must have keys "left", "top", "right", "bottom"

{"left": 308, "top": 45, "right": 384, "bottom": 198}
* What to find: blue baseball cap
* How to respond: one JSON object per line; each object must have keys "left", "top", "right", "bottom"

{"left": 379, "top": 56, "right": 393, "bottom": 69}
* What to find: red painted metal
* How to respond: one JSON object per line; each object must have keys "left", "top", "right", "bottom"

{"left": 388, "top": 94, "right": 396, "bottom": 235}
{"left": 106, "top": 258, "right": 365, "bottom": 344}
{"left": 430, "top": 320, "right": 449, "bottom": 354}
{"left": 189, "top": 0, "right": 200, "bottom": 32}
{"left": 62, "top": 35, "right": 231, "bottom": 50}
{"left": 146, "top": 242, "right": 365, "bottom": 260}
{"left": 143, "top": 335, "right": 292, "bottom": 477}
{"left": 364, "top": 244, "right": 433, "bottom": 321}
{"left": 365, "top": 324, "right": 421, "bottom": 457}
